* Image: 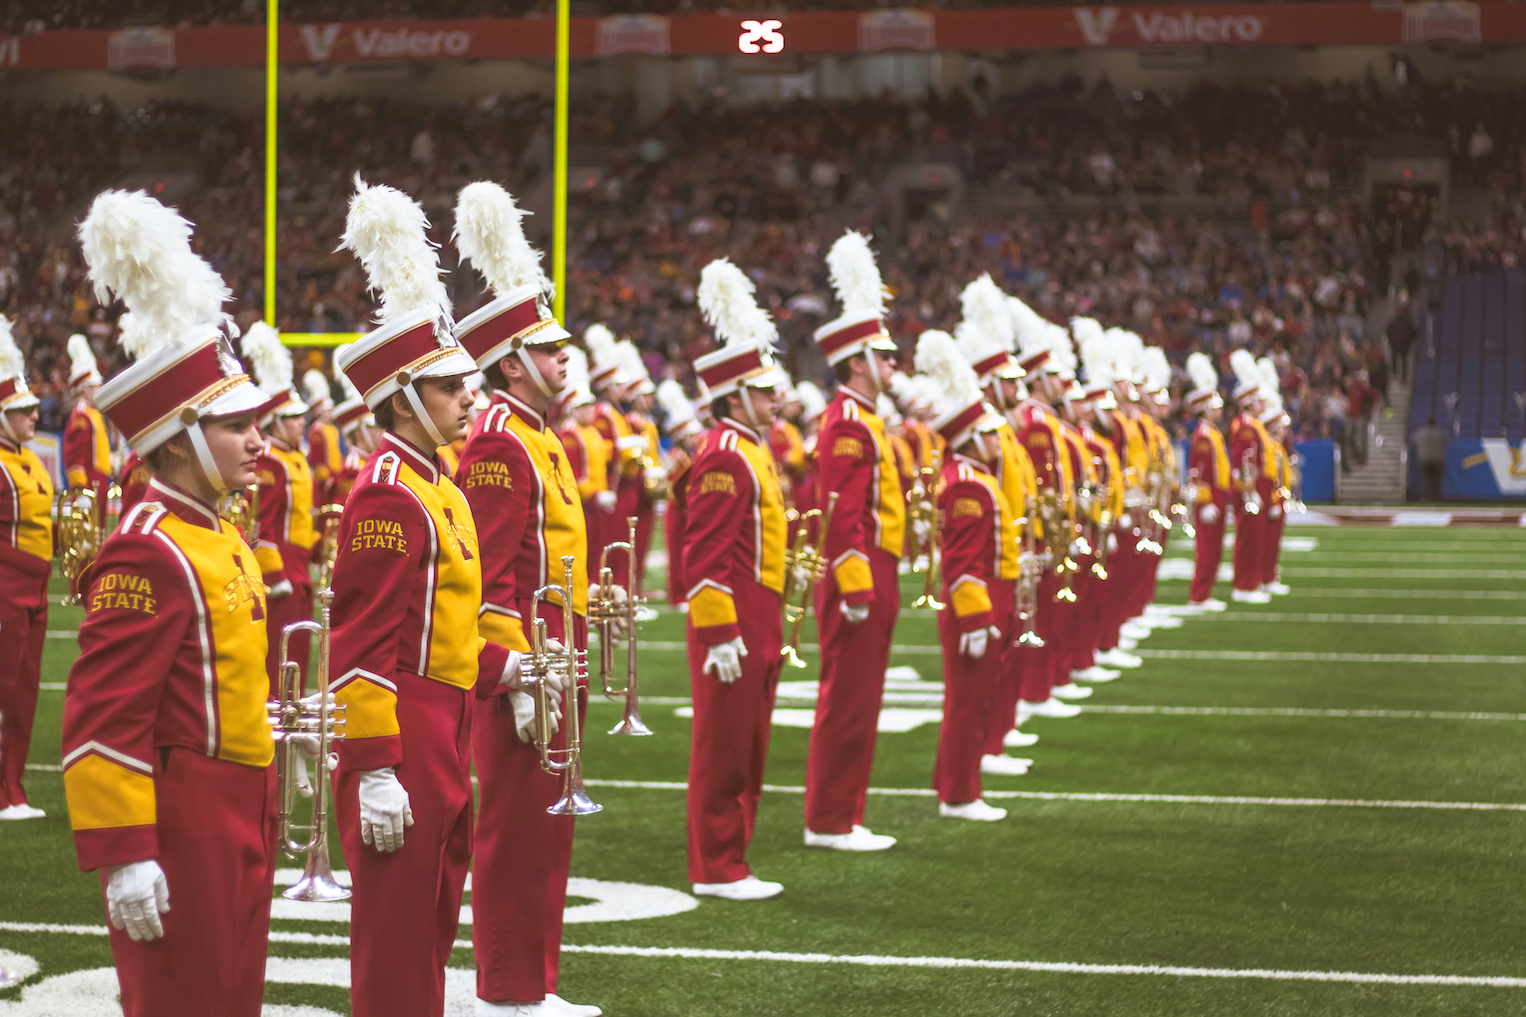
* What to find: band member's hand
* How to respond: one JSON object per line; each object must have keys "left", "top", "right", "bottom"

{"left": 497, "top": 650, "right": 524, "bottom": 691}
{"left": 841, "top": 602, "right": 870, "bottom": 625}
{"left": 1199, "top": 503, "right": 1219, "bottom": 526}
{"left": 958, "top": 626, "right": 999, "bottom": 660}
{"left": 358, "top": 768, "right": 413, "bottom": 852}
{"left": 1269, "top": 503, "right": 1282, "bottom": 519}
{"left": 703, "top": 637, "right": 748, "bottom": 684}
{"left": 596, "top": 491, "right": 618, "bottom": 512}
{"left": 1117, "top": 512, "right": 1132, "bottom": 531}
{"left": 510, "top": 684, "right": 562, "bottom": 743}
{"left": 106, "top": 860, "right": 170, "bottom": 942}
{"left": 643, "top": 467, "right": 665, "bottom": 487}
{"left": 266, "top": 579, "right": 294, "bottom": 600}
{"left": 912, "top": 517, "right": 932, "bottom": 549}
{"left": 1106, "top": 532, "right": 1119, "bottom": 554}
{"left": 607, "top": 586, "right": 630, "bottom": 638}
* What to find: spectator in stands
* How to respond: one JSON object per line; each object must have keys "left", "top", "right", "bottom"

{"left": 1411, "top": 416, "right": 1448, "bottom": 501}
{"left": 1386, "top": 290, "right": 1416, "bottom": 386}
{"left": 1344, "top": 370, "right": 1377, "bottom": 468}
{"left": 1468, "top": 122, "right": 1494, "bottom": 186}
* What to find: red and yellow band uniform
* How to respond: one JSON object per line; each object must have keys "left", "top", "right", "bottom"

{"left": 118, "top": 452, "right": 152, "bottom": 518}
{"left": 1188, "top": 417, "right": 1231, "bottom": 605}
{"left": 1135, "top": 412, "right": 1175, "bottom": 609}
{"left": 590, "top": 401, "right": 632, "bottom": 565}
{"left": 456, "top": 391, "right": 589, "bottom": 1006}
{"left": 683, "top": 417, "right": 787, "bottom": 883}
{"left": 254, "top": 435, "right": 316, "bottom": 694}
{"left": 64, "top": 397, "right": 115, "bottom": 518}
{"left": 328, "top": 433, "right": 512, "bottom": 1017}
{"left": 557, "top": 414, "right": 610, "bottom": 583}
{"left": 63, "top": 478, "right": 277, "bottom": 1016}
{"left": 1263, "top": 436, "right": 1291, "bottom": 586}
{"left": 1074, "top": 419, "right": 1127, "bottom": 662}
{"left": 1229, "top": 410, "right": 1273, "bottom": 593}
{"left": 663, "top": 445, "right": 694, "bottom": 606}
{"left": 331, "top": 446, "right": 366, "bottom": 508}
{"left": 307, "top": 417, "right": 343, "bottom": 504}
{"left": 0, "top": 430, "right": 53, "bottom": 811}
{"left": 981, "top": 421, "right": 1038, "bottom": 755}
{"left": 1054, "top": 419, "right": 1100, "bottom": 679}
{"left": 806, "top": 386, "right": 905, "bottom": 834}
{"left": 612, "top": 409, "right": 659, "bottom": 593}
{"left": 1011, "top": 396, "right": 1071, "bottom": 706}
{"left": 437, "top": 436, "right": 465, "bottom": 479}
{"left": 936, "top": 453, "right": 1019, "bottom": 805}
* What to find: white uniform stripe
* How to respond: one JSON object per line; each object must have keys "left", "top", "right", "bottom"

{"left": 151, "top": 529, "right": 219, "bottom": 755}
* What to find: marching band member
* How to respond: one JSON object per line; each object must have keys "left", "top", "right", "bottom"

{"left": 330, "top": 369, "right": 378, "bottom": 508}
{"left": 64, "top": 189, "right": 280, "bottom": 1014}
{"left": 791, "top": 381, "right": 828, "bottom": 526}
{"left": 683, "top": 258, "right": 790, "bottom": 898}
{"left": 304, "top": 366, "right": 342, "bottom": 505}
{"left": 656, "top": 378, "right": 705, "bottom": 610}
{"left": 245, "top": 321, "right": 318, "bottom": 694}
{"left": 770, "top": 382, "right": 808, "bottom": 510}
{"left": 805, "top": 231, "right": 905, "bottom": 851}
{"left": 1071, "top": 368, "right": 1133, "bottom": 676}
{"left": 584, "top": 324, "right": 631, "bottom": 576}
{"left": 0, "top": 318, "right": 50, "bottom": 821}
{"left": 1184, "top": 353, "right": 1230, "bottom": 611}
{"left": 555, "top": 347, "right": 607, "bottom": 578}
{"left": 614, "top": 340, "right": 662, "bottom": 596}
{"left": 1044, "top": 333, "right": 1099, "bottom": 705}
{"left": 329, "top": 177, "right": 515, "bottom": 1017}
{"left": 1258, "top": 357, "right": 1292, "bottom": 597}
{"left": 452, "top": 181, "right": 602, "bottom": 1017}
{"left": 1228, "top": 350, "right": 1272, "bottom": 604}
{"left": 63, "top": 332, "right": 115, "bottom": 524}
{"left": 915, "top": 330, "right": 1016, "bottom": 820}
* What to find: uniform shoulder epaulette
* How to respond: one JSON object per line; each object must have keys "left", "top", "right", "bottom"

{"left": 718, "top": 429, "right": 741, "bottom": 453}
{"left": 118, "top": 500, "right": 168, "bottom": 536}
{"left": 482, "top": 403, "right": 515, "bottom": 434}
{"left": 371, "top": 450, "right": 402, "bottom": 486}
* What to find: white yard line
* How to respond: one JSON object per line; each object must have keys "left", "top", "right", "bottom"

{"left": 1185, "top": 613, "right": 1525, "bottom": 625}
{"left": 1138, "top": 650, "right": 1526, "bottom": 665}
{"left": 2, "top": 921, "right": 1522, "bottom": 988}
{"left": 1280, "top": 568, "right": 1526, "bottom": 579}
{"left": 1279, "top": 588, "right": 1526, "bottom": 601}
{"left": 1082, "top": 705, "right": 1526, "bottom": 721}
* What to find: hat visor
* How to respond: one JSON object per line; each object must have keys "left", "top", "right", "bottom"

{"left": 412, "top": 348, "right": 481, "bottom": 383}
{"left": 741, "top": 365, "right": 790, "bottom": 391}
{"left": 3, "top": 392, "right": 41, "bottom": 412}
{"left": 206, "top": 377, "right": 285, "bottom": 422}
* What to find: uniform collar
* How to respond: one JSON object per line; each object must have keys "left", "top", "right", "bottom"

{"left": 269, "top": 436, "right": 295, "bottom": 454}
{"left": 148, "top": 477, "right": 221, "bottom": 530}
{"left": 952, "top": 452, "right": 991, "bottom": 476}
{"left": 493, "top": 389, "right": 547, "bottom": 431}
{"left": 0, "top": 434, "right": 18, "bottom": 454}
{"left": 720, "top": 417, "right": 761, "bottom": 445}
{"left": 381, "top": 431, "right": 441, "bottom": 485}
{"left": 839, "top": 386, "right": 877, "bottom": 414}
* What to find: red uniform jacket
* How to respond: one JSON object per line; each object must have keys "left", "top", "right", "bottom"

{"left": 1188, "top": 418, "right": 1231, "bottom": 505}
{"left": 664, "top": 448, "right": 693, "bottom": 607}
{"left": 815, "top": 388, "right": 906, "bottom": 607}
{"left": 118, "top": 453, "right": 152, "bottom": 519}
{"left": 938, "top": 453, "right": 1020, "bottom": 634}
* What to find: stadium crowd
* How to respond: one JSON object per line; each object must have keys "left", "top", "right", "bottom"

{"left": 4, "top": 78, "right": 1524, "bottom": 447}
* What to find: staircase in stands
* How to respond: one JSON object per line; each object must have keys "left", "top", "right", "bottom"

{"left": 1337, "top": 376, "right": 1411, "bottom": 504}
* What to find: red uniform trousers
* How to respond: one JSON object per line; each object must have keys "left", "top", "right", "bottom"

{"left": 1099, "top": 534, "right": 1146, "bottom": 646}
{"left": 263, "top": 541, "right": 314, "bottom": 697}
{"left": 336, "top": 673, "right": 474, "bottom": 1017}
{"left": 1190, "top": 498, "right": 1228, "bottom": 604}
{"left": 0, "top": 553, "right": 47, "bottom": 808}
{"left": 1262, "top": 504, "right": 1286, "bottom": 585}
{"left": 1016, "top": 572, "right": 1063, "bottom": 706}
{"left": 686, "top": 582, "right": 783, "bottom": 883}
{"left": 608, "top": 483, "right": 654, "bottom": 595}
{"left": 1061, "top": 561, "right": 1102, "bottom": 675}
{"left": 106, "top": 748, "right": 277, "bottom": 1017}
{"left": 805, "top": 546, "right": 899, "bottom": 834}
{"left": 937, "top": 580, "right": 1012, "bottom": 804}
{"left": 1232, "top": 479, "right": 1273, "bottom": 592}
{"left": 473, "top": 606, "right": 589, "bottom": 1004}
{"left": 583, "top": 499, "right": 604, "bottom": 584}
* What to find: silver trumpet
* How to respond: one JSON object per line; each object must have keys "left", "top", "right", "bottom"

{"left": 268, "top": 589, "right": 349, "bottom": 902}
{"left": 589, "top": 516, "right": 651, "bottom": 736}
{"left": 1015, "top": 497, "right": 1045, "bottom": 648}
{"left": 528, "top": 556, "right": 602, "bottom": 816}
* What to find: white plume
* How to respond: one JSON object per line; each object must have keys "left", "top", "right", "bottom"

{"left": 453, "top": 181, "right": 553, "bottom": 304}
{"left": 339, "top": 175, "right": 451, "bottom": 326}
{"left": 877, "top": 393, "right": 900, "bottom": 423}
{"left": 1229, "top": 348, "right": 1260, "bottom": 391}
{"left": 1108, "top": 328, "right": 1146, "bottom": 380}
{"left": 78, "top": 189, "right": 234, "bottom": 356}
{"left": 243, "top": 321, "right": 292, "bottom": 395}
{"left": 1076, "top": 319, "right": 1113, "bottom": 387}
{"left": 0, "top": 317, "right": 21, "bottom": 380}
{"left": 698, "top": 259, "right": 777, "bottom": 351}
{"left": 564, "top": 344, "right": 591, "bottom": 395}
{"left": 958, "top": 274, "right": 1015, "bottom": 354}
{"left": 1186, "top": 352, "right": 1218, "bottom": 393}
{"left": 1048, "top": 323, "right": 1078, "bottom": 376}
{"left": 795, "top": 380, "right": 827, "bottom": 421}
{"left": 914, "top": 329, "right": 981, "bottom": 416}
{"left": 1142, "top": 347, "right": 1172, "bottom": 391}
{"left": 1257, "top": 356, "right": 1281, "bottom": 398}
{"left": 303, "top": 368, "right": 330, "bottom": 406}
{"left": 825, "top": 231, "right": 888, "bottom": 316}
{"left": 67, "top": 334, "right": 98, "bottom": 377}
{"left": 1009, "top": 295, "right": 1052, "bottom": 357}
{"left": 656, "top": 379, "right": 695, "bottom": 424}
{"left": 616, "top": 340, "right": 650, "bottom": 385}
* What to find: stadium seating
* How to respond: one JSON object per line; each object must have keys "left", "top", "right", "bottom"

{"left": 1410, "top": 268, "right": 1526, "bottom": 443}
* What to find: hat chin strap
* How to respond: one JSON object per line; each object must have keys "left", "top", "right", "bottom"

{"left": 516, "top": 348, "right": 555, "bottom": 399}
{"left": 184, "top": 420, "right": 233, "bottom": 495}
{"left": 401, "top": 382, "right": 448, "bottom": 447}
{"left": 737, "top": 385, "right": 768, "bottom": 431}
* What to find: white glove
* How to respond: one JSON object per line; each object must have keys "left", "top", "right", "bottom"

{"left": 1118, "top": 512, "right": 1132, "bottom": 531}
{"left": 643, "top": 467, "right": 665, "bottom": 486}
{"left": 911, "top": 517, "right": 932, "bottom": 549}
{"left": 617, "top": 435, "right": 649, "bottom": 451}
{"left": 1199, "top": 503, "right": 1219, "bottom": 526}
{"left": 106, "top": 860, "right": 170, "bottom": 942}
{"left": 595, "top": 490, "right": 617, "bottom": 512}
{"left": 841, "top": 602, "right": 870, "bottom": 625}
{"left": 958, "top": 626, "right": 999, "bottom": 660}
{"left": 1269, "top": 503, "right": 1282, "bottom": 519}
{"left": 357, "top": 768, "right": 413, "bottom": 853}
{"left": 606, "top": 586, "right": 631, "bottom": 638}
{"left": 496, "top": 650, "right": 524, "bottom": 692}
{"left": 266, "top": 579, "right": 293, "bottom": 599}
{"left": 1106, "top": 532, "right": 1119, "bottom": 554}
{"left": 702, "top": 637, "right": 748, "bottom": 684}
{"left": 510, "top": 684, "right": 562, "bottom": 743}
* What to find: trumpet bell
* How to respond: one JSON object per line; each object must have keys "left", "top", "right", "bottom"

{"left": 282, "top": 850, "right": 352, "bottom": 902}
{"left": 608, "top": 705, "right": 653, "bottom": 737}
{"left": 549, "top": 789, "right": 604, "bottom": 816}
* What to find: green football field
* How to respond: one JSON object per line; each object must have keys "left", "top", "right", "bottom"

{"left": 4, "top": 523, "right": 1526, "bottom": 1015}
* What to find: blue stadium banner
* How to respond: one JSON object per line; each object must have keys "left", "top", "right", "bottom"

{"left": 1446, "top": 439, "right": 1526, "bottom": 500}
{"left": 1293, "top": 439, "right": 1336, "bottom": 504}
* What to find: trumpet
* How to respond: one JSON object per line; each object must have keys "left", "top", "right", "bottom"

{"left": 268, "top": 590, "right": 349, "bottom": 902}
{"left": 1090, "top": 476, "right": 1113, "bottom": 580}
{"left": 780, "top": 491, "right": 839, "bottom": 668}
{"left": 527, "top": 555, "right": 601, "bottom": 816}
{"left": 1238, "top": 453, "right": 1262, "bottom": 517}
{"left": 908, "top": 467, "right": 944, "bottom": 610}
{"left": 589, "top": 516, "right": 651, "bottom": 737}
{"left": 1040, "top": 491, "right": 1079, "bottom": 603}
{"left": 1015, "top": 497, "right": 1044, "bottom": 647}
{"left": 315, "top": 503, "right": 343, "bottom": 592}
{"left": 55, "top": 488, "right": 102, "bottom": 606}
{"left": 218, "top": 486, "right": 260, "bottom": 545}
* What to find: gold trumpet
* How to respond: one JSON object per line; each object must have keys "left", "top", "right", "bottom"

{"left": 908, "top": 467, "right": 944, "bottom": 610}
{"left": 780, "top": 491, "right": 839, "bottom": 668}
{"left": 315, "top": 503, "right": 343, "bottom": 591}
{"left": 589, "top": 516, "right": 651, "bottom": 736}
{"left": 1238, "top": 452, "right": 1262, "bottom": 517}
{"left": 55, "top": 488, "right": 102, "bottom": 606}
{"left": 1040, "top": 491, "right": 1079, "bottom": 604}
{"left": 527, "top": 555, "right": 602, "bottom": 816}
{"left": 218, "top": 486, "right": 260, "bottom": 545}
{"left": 268, "top": 590, "right": 349, "bottom": 902}
{"left": 1015, "top": 497, "right": 1044, "bottom": 647}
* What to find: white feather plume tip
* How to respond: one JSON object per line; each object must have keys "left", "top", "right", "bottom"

{"left": 453, "top": 181, "right": 553, "bottom": 305}
{"left": 914, "top": 329, "right": 981, "bottom": 416}
{"left": 1229, "top": 348, "right": 1260, "bottom": 388}
{"left": 583, "top": 323, "right": 621, "bottom": 376}
{"left": 825, "top": 232, "right": 888, "bottom": 316}
{"left": 243, "top": 322, "right": 292, "bottom": 394}
{"left": 1257, "top": 356, "right": 1280, "bottom": 397}
{"left": 68, "top": 334, "right": 98, "bottom": 376}
{"left": 1186, "top": 352, "right": 1218, "bottom": 393}
{"left": 339, "top": 175, "right": 451, "bottom": 326}
{"left": 1142, "top": 348, "right": 1172, "bottom": 391}
{"left": 698, "top": 259, "right": 777, "bottom": 352}
{"left": 79, "top": 189, "right": 234, "bottom": 357}
{"left": 959, "top": 275, "right": 1015, "bottom": 354}
{"left": 0, "top": 317, "right": 21, "bottom": 380}
{"left": 656, "top": 379, "right": 695, "bottom": 424}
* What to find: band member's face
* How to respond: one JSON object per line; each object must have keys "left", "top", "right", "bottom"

{"left": 973, "top": 430, "right": 1002, "bottom": 464}
{"left": 270, "top": 414, "right": 305, "bottom": 448}
{"left": 205, "top": 412, "right": 264, "bottom": 490}
{"left": 525, "top": 346, "right": 570, "bottom": 394}
{"left": 870, "top": 349, "right": 897, "bottom": 386}
{"left": 420, "top": 375, "right": 475, "bottom": 443}
{"left": 4, "top": 406, "right": 38, "bottom": 443}
{"left": 741, "top": 385, "right": 783, "bottom": 424}
{"left": 998, "top": 377, "right": 1022, "bottom": 408}
{"left": 571, "top": 403, "right": 596, "bottom": 426}
{"left": 350, "top": 421, "right": 378, "bottom": 453}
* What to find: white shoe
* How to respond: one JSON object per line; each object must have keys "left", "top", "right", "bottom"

{"left": 940, "top": 799, "right": 1008, "bottom": 821}
{"left": 1265, "top": 581, "right": 1290, "bottom": 595}
{"left": 1019, "top": 698, "right": 1082, "bottom": 720}
{"left": 1120, "top": 622, "right": 1152, "bottom": 640}
{"left": 0, "top": 804, "right": 43, "bottom": 821}
{"left": 692, "top": 875, "right": 783, "bottom": 901}
{"left": 546, "top": 995, "right": 603, "bottom": 1017}
{"left": 980, "top": 754, "right": 1031, "bottom": 776}
{"left": 1117, "top": 636, "right": 1139, "bottom": 650}
{"left": 1188, "top": 598, "right": 1227, "bottom": 612}
{"left": 804, "top": 826, "right": 897, "bottom": 851}
{"left": 1139, "top": 615, "right": 1183, "bottom": 629}
{"left": 476, "top": 1000, "right": 556, "bottom": 1016}
{"left": 1232, "top": 589, "right": 1272, "bottom": 604}
{"left": 1072, "top": 666, "right": 1120, "bottom": 683}
{"left": 1144, "top": 604, "right": 1191, "bottom": 618}
{"left": 1051, "top": 682, "right": 1093, "bottom": 700}
{"left": 1095, "top": 648, "right": 1142, "bottom": 668}
{"left": 1003, "top": 728, "right": 1040, "bottom": 748}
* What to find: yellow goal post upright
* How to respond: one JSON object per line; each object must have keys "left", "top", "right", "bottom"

{"left": 272, "top": 0, "right": 573, "bottom": 346}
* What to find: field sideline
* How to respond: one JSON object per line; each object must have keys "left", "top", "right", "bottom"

{"left": 3, "top": 524, "right": 1525, "bottom": 1015}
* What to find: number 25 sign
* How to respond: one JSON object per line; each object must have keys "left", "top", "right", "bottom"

{"left": 738, "top": 19, "right": 785, "bottom": 54}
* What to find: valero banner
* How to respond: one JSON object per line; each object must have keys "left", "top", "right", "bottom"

{"left": 1447, "top": 438, "right": 1526, "bottom": 500}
